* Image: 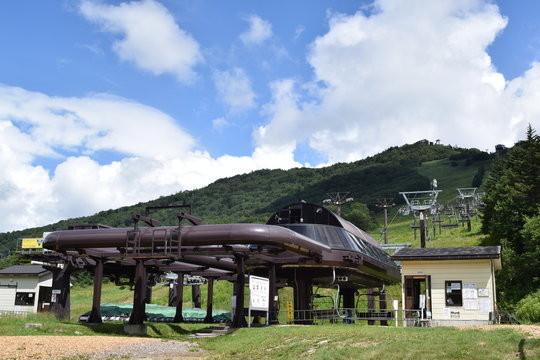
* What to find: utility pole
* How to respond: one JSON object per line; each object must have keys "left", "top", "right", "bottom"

{"left": 323, "top": 192, "right": 353, "bottom": 216}
{"left": 376, "top": 198, "right": 395, "bottom": 244}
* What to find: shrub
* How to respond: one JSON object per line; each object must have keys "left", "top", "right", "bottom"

{"left": 515, "top": 289, "right": 540, "bottom": 323}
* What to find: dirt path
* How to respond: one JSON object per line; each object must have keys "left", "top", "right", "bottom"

{"left": 0, "top": 335, "right": 207, "bottom": 360}
{"left": 459, "top": 324, "right": 540, "bottom": 338}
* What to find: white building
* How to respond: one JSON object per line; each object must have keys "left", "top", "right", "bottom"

{"left": 392, "top": 246, "right": 501, "bottom": 326}
{"left": 0, "top": 265, "right": 53, "bottom": 314}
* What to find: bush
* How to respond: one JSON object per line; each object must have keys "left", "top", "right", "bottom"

{"left": 516, "top": 289, "right": 540, "bottom": 323}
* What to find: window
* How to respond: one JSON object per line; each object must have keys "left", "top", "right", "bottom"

{"left": 15, "top": 292, "right": 35, "bottom": 306}
{"left": 445, "top": 281, "right": 462, "bottom": 306}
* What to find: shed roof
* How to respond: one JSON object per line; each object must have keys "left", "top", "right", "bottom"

{"left": 391, "top": 246, "right": 501, "bottom": 261}
{"left": 0, "top": 265, "right": 50, "bottom": 276}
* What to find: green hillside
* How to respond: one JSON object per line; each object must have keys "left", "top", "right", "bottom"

{"left": 0, "top": 140, "right": 493, "bottom": 255}
{"left": 369, "top": 157, "right": 490, "bottom": 247}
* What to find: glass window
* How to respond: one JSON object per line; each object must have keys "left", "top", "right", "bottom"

{"left": 15, "top": 292, "right": 35, "bottom": 306}
{"left": 445, "top": 281, "right": 462, "bottom": 307}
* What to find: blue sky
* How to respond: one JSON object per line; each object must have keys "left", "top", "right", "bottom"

{"left": 1, "top": 0, "right": 539, "bottom": 232}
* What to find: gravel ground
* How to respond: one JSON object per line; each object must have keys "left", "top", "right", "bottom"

{"left": 458, "top": 324, "right": 540, "bottom": 338}
{"left": 0, "top": 336, "right": 207, "bottom": 360}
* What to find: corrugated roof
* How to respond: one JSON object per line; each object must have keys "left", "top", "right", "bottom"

{"left": 391, "top": 246, "right": 501, "bottom": 261}
{"left": 0, "top": 265, "right": 50, "bottom": 276}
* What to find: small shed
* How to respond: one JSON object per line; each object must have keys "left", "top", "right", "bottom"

{"left": 0, "top": 265, "right": 53, "bottom": 314}
{"left": 391, "top": 246, "right": 501, "bottom": 326}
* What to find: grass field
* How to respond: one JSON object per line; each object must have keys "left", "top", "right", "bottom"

{"left": 201, "top": 325, "right": 540, "bottom": 360}
{"left": 2, "top": 311, "right": 539, "bottom": 360}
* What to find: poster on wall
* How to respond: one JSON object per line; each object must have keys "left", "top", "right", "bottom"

{"left": 480, "top": 298, "right": 491, "bottom": 312}
{"left": 463, "top": 283, "right": 478, "bottom": 300}
{"left": 464, "top": 299, "right": 480, "bottom": 310}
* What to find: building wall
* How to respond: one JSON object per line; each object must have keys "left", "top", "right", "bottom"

{"left": 0, "top": 273, "right": 52, "bottom": 313}
{"left": 401, "top": 259, "right": 497, "bottom": 326}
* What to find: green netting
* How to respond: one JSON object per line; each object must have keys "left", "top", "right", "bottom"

{"left": 81, "top": 302, "right": 231, "bottom": 323}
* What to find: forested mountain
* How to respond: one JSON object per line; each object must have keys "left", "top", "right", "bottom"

{"left": 481, "top": 126, "right": 540, "bottom": 307}
{"left": 0, "top": 140, "right": 491, "bottom": 255}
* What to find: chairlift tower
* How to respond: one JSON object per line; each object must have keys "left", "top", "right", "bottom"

{"left": 399, "top": 190, "right": 442, "bottom": 248}
{"left": 323, "top": 192, "right": 353, "bottom": 217}
{"left": 456, "top": 188, "right": 477, "bottom": 232}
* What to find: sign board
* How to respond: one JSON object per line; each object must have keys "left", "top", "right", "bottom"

{"left": 21, "top": 238, "right": 43, "bottom": 249}
{"left": 249, "top": 275, "right": 269, "bottom": 311}
{"left": 247, "top": 276, "right": 270, "bottom": 328}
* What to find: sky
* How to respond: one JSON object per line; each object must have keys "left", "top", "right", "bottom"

{"left": 1, "top": 0, "right": 540, "bottom": 233}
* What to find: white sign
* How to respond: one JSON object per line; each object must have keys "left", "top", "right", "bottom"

{"left": 478, "top": 288, "right": 489, "bottom": 297}
{"left": 464, "top": 299, "right": 480, "bottom": 310}
{"left": 480, "top": 298, "right": 491, "bottom": 312}
{"left": 249, "top": 275, "right": 269, "bottom": 311}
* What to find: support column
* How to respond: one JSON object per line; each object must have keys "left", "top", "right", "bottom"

{"left": 128, "top": 259, "right": 147, "bottom": 325}
{"left": 87, "top": 257, "right": 104, "bottom": 324}
{"left": 173, "top": 272, "right": 185, "bottom": 323}
{"left": 203, "top": 277, "right": 215, "bottom": 323}
{"left": 294, "top": 278, "right": 312, "bottom": 324}
{"left": 419, "top": 211, "right": 426, "bottom": 248}
{"left": 367, "top": 288, "right": 375, "bottom": 326}
{"left": 192, "top": 284, "right": 201, "bottom": 308}
{"left": 268, "top": 264, "right": 278, "bottom": 324}
{"left": 231, "top": 255, "right": 247, "bottom": 328}
{"left": 340, "top": 288, "right": 355, "bottom": 324}
{"left": 50, "top": 256, "right": 74, "bottom": 321}
{"left": 379, "top": 288, "right": 388, "bottom": 326}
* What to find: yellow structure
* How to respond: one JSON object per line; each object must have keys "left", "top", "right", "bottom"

{"left": 392, "top": 246, "right": 501, "bottom": 326}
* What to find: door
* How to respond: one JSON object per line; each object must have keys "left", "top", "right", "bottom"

{"left": 404, "top": 276, "right": 431, "bottom": 318}
{"left": 37, "top": 286, "right": 52, "bottom": 312}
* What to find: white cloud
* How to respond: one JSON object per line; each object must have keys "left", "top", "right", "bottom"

{"left": 256, "top": 0, "right": 539, "bottom": 164}
{"left": 212, "top": 117, "right": 230, "bottom": 131}
{"left": 240, "top": 14, "right": 273, "bottom": 45}
{"left": 80, "top": 0, "right": 203, "bottom": 83}
{"left": 0, "top": 85, "right": 297, "bottom": 232}
{"left": 213, "top": 67, "right": 256, "bottom": 112}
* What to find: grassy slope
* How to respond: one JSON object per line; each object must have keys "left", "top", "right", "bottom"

{"left": 201, "top": 325, "right": 540, "bottom": 360}
{"left": 369, "top": 158, "right": 488, "bottom": 247}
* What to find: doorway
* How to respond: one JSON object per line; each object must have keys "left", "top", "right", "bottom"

{"left": 38, "top": 286, "right": 52, "bottom": 312}
{"left": 404, "top": 276, "right": 431, "bottom": 318}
